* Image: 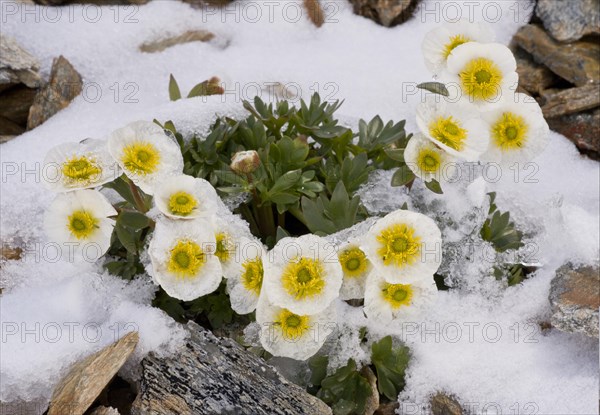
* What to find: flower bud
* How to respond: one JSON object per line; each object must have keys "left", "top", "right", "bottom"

{"left": 231, "top": 150, "right": 261, "bottom": 175}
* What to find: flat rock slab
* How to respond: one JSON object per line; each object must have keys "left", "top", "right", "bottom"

{"left": 48, "top": 332, "right": 139, "bottom": 415}
{"left": 132, "top": 321, "right": 332, "bottom": 415}
{"left": 547, "top": 108, "right": 600, "bottom": 159}
{"left": 536, "top": 0, "right": 600, "bottom": 42}
{"left": 541, "top": 84, "right": 600, "bottom": 118}
{"left": 514, "top": 25, "right": 600, "bottom": 87}
{"left": 549, "top": 264, "right": 599, "bottom": 339}
{"left": 0, "top": 36, "right": 41, "bottom": 91}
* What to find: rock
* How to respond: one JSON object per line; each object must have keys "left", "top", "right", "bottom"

{"left": 48, "top": 332, "right": 139, "bottom": 415}
{"left": 27, "top": 56, "right": 82, "bottom": 130}
{"left": 90, "top": 407, "right": 120, "bottom": 415}
{"left": 549, "top": 264, "right": 599, "bottom": 339}
{"left": 0, "top": 85, "right": 37, "bottom": 128}
{"left": 547, "top": 108, "right": 600, "bottom": 159}
{"left": 430, "top": 392, "right": 464, "bottom": 415}
{"left": 513, "top": 48, "right": 558, "bottom": 96}
{"left": 536, "top": 0, "right": 600, "bottom": 42}
{"left": 540, "top": 84, "right": 600, "bottom": 118}
{"left": 132, "top": 321, "right": 332, "bottom": 415}
{"left": 140, "top": 30, "right": 216, "bottom": 53}
{"left": 360, "top": 366, "right": 380, "bottom": 415}
{"left": 374, "top": 402, "right": 399, "bottom": 415}
{"left": 514, "top": 25, "right": 600, "bottom": 87}
{"left": 349, "top": 0, "right": 421, "bottom": 27}
{"left": 0, "top": 36, "right": 41, "bottom": 91}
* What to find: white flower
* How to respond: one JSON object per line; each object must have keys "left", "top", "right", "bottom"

{"left": 422, "top": 20, "right": 495, "bottom": 76}
{"left": 364, "top": 272, "right": 437, "bottom": 323}
{"left": 256, "top": 294, "right": 337, "bottom": 360}
{"left": 230, "top": 150, "right": 261, "bottom": 175}
{"left": 262, "top": 234, "right": 343, "bottom": 315}
{"left": 416, "top": 96, "right": 490, "bottom": 161}
{"left": 442, "top": 42, "right": 518, "bottom": 106}
{"left": 480, "top": 93, "right": 550, "bottom": 164}
{"left": 404, "top": 133, "right": 455, "bottom": 183}
{"left": 43, "top": 138, "right": 120, "bottom": 192}
{"left": 213, "top": 214, "right": 253, "bottom": 279}
{"left": 362, "top": 209, "right": 442, "bottom": 284}
{"left": 337, "top": 240, "right": 372, "bottom": 300}
{"left": 107, "top": 121, "right": 183, "bottom": 195}
{"left": 226, "top": 237, "right": 266, "bottom": 314}
{"left": 44, "top": 189, "right": 116, "bottom": 261}
{"left": 148, "top": 218, "right": 222, "bottom": 301}
{"left": 154, "top": 175, "right": 218, "bottom": 220}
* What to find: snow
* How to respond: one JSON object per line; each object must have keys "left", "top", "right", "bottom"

{"left": 1, "top": 0, "right": 598, "bottom": 413}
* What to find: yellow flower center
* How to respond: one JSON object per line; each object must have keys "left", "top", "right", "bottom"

{"left": 282, "top": 257, "right": 325, "bottom": 300}
{"left": 122, "top": 141, "right": 160, "bottom": 175}
{"left": 491, "top": 112, "right": 529, "bottom": 151}
{"left": 276, "top": 309, "right": 310, "bottom": 339}
{"left": 67, "top": 210, "right": 98, "bottom": 239}
{"left": 417, "top": 148, "right": 442, "bottom": 173}
{"left": 429, "top": 116, "right": 468, "bottom": 151}
{"left": 167, "top": 240, "right": 206, "bottom": 278}
{"left": 215, "top": 232, "right": 233, "bottom": 264}
{"left": 443, "top": 34, "right": 471, "bottom": 59}
{"left": 242, "top": 257, "right": 264, "bottom": 295}
{"left": 168, "top": 191, "right": 197, "bottom": 216}
{"left": 382, "top": 283, "right": 414, "bottom": 309}
{"left": 376, "top": 224, "right": 421, "bottom": 268}
{"left": 460, "top": 57, "right": 503, "bottom": 101}
{"left": 62, "top": 156, "right": 102, "bottom": 185}
{"left": 338, "top": 247, "right": 368, "bottom": 278}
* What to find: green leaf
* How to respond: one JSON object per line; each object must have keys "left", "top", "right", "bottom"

{"left": 119, "top": 211, "right": 150, "bottom": 229}
{"left": 480, "top": 193, "right": 524, "bottom": 253}
{"left": 391, "top": 165, "right": 415, "bottom": 187}
{"left": 371, "top": 336, "right": 410, "bottom": 401}
{"left": 425, "top": 179, "right": 443, "bottom": 194}
{"left": 169, "top": 74, "right": 182, "bottom": 101}
{"left": 417, "top": 82, "right": 449, "bottom": 96}
{"left": 317, "top": 359, "right": 371, "bottom": 415}
{"left": 275, "top": 226, "right": 290, "bottom": 243}
{"left": 102, "top": 176, "right": 137, "bottom": 206}
{"left": 115, "top": 224, "right": 137, "bottom": 254}
{"left": 308, "top": 355, "right": 329, "bottom": 387}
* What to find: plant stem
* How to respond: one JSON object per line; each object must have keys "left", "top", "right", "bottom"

{"left": 128, "top": 180, "right": 148, "bottom": 213}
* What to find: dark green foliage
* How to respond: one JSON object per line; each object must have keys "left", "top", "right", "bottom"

{"left": 480, "top": 192, "right": 524, "bottom": 252}
{"left": 370, "top": 336, "right": 410, "bottom": 400}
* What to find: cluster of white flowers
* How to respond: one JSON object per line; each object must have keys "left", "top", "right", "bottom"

{"left": 256, "top": 209, "right": 442, "bottom": 360}
{"left": 405, "top": 21, "right": 550, "bottom": 183}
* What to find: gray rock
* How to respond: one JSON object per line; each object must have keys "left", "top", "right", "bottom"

{"left": 514, "top": 25, "right": 600, "bottom": 87}
{"left": 540, "top": 84, "right": 600, "bottom": 118}
{"left": 0, "top": 36, "right": 41, "bottom": 91}
{"left": 549, "top": 264, "right": 599, "bottom": 339}
{"left": 430, "top": 392, "right": 464, "bottom": 415}
{"left": 90, "top": 407, "right": 120, "bottom": 415}
{"left": 131, "top": 321, "right": 332, "bottom": 415}
{"left": 536, "top": 0, "right": 600, "bottom": 42}
{"left": 547, "top": 108, "right": 600, "bottom": 160}
{"left": 27, "top": 56, "right": 82, "bottom": 130}
{"left": 348, "top": 0, "right": 421, "bottom": 27}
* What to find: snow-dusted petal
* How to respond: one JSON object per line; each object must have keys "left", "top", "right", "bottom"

{"left": 213, "top": 214, "right": 253, "bottom": 279}
{"left": 443, "top": 42, "right": 518, "bottom": 106}
{"left": 256, "top": 294, "right": 337, "bottom": 360}
{"left": 337, "top": 239, "right": 372, "bottom": 301}
{"left": 422, "top": 20, "right": 495, "bottom": 76}
{"left": 154, "top": 175, "right": 218, "bottom": 220}
{"left": 44, "top": 189, "right": 117, "bottom": 261}
{"left": 404, "top": 133, "right": 456, "bottom": 183}
{"left": 364, "top": 272, "right": 437, "bottom": 323}
{"left": 481, "top": 93, "right": 550, "bottom": 164}
{"left": 107, "top": 121, "right": 183, "bottom": 195}
{"left": 263, "top": 234, "right": 343, "bottom": 315}
{"left": 226, "top": 236, "right": 267, "bottom": 314}
{"left": 148, "top": 218, "right": 222, "bottom": 301}
{"left": 362, "top": 209, "right": 442, "bottom": 283}
{"left": 43, "top": 138, "right": 120, "bottom": 192}
{"left": 416, "top": 96, "right": 489, "bottom": 161}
